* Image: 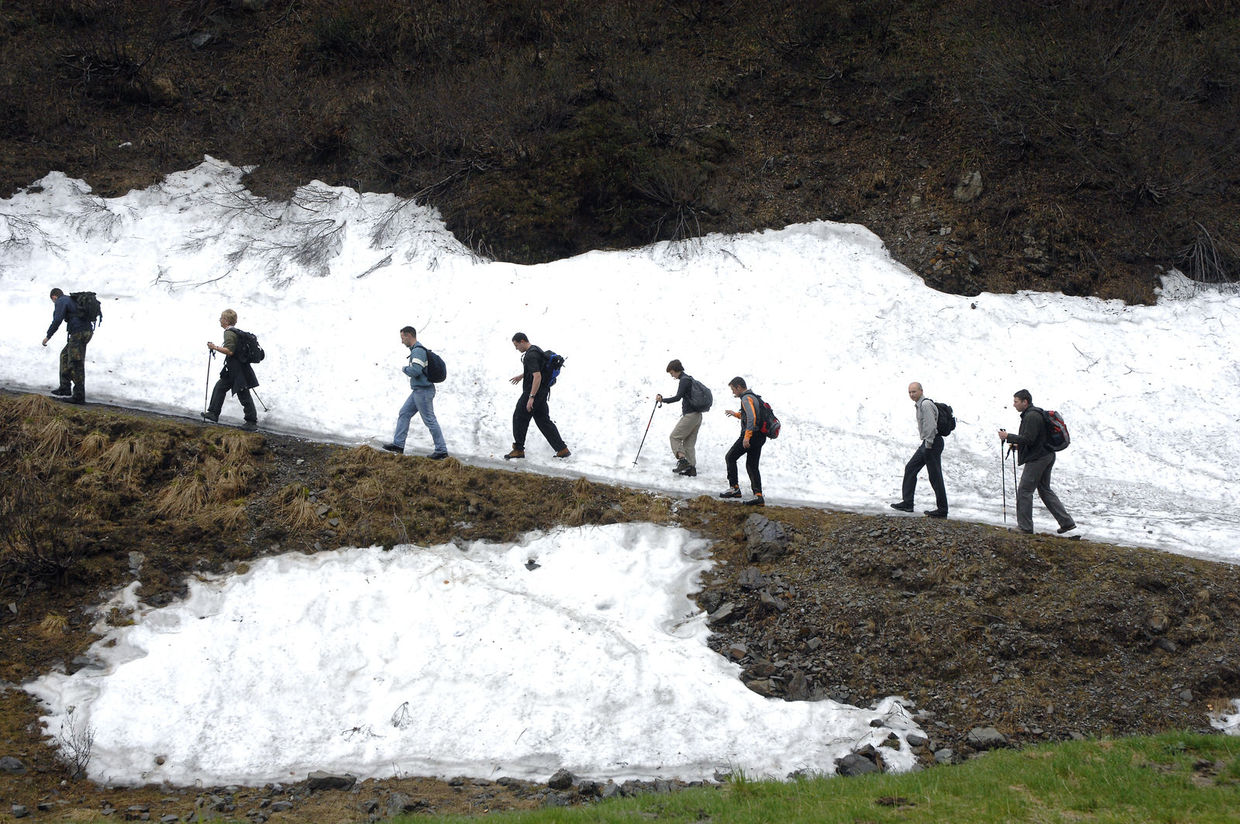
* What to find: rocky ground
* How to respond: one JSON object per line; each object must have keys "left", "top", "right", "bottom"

{"left": 3, "top": 399, "right": 1240, "bottom": 821}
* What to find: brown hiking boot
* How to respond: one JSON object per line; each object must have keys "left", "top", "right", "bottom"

{"left": 504, "top": 448, "right": 525, "bottom": 460}
{"left": 554, "top": 447, "right": 571, "bottom": 458}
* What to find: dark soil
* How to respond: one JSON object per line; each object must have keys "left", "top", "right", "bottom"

{"left": 3, "top": 396, "right": 1240, "bottom": 821}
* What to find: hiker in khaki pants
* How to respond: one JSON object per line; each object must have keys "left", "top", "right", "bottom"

{"left": 656, "top": 359, "right": 708, "bottom": 477}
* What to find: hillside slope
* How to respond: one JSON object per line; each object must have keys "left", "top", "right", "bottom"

{"left": 1, "top": 0, "right": 1237, "bottom": 301}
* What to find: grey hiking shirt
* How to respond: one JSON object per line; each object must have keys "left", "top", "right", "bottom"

{"left": 916, "top": 397, "right": 939, "bottom": 449}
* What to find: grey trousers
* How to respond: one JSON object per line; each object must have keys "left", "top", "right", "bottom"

{"left": 669, "top": 412, "right": 702, "bottom": 467}
{"left": 1017, "top": 453, "right": 1074, "bottom": 532}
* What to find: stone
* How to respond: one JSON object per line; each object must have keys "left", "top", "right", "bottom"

{"left": 906, "top": 732, "right": 929, "bottom": 747}
{"left": 737, "top": 566, "right": 768, "bottom": 590}
{"left": 706, "top": 602, "right": 736, "bottom": 625}
{"left": 758, "top": 589, "right": 788, "bottom": 613}
{"left": 599, "top": 781, "right": 622, "bottom": 799}
{"left": 934, "top": 748, "right": 954, "bottom": 764}
{"left": 953, "top": 170, "right": 983, "bottom": 202}
{"left": 836, "top": 752, "right": 880, "bottom": 776}
{"left": 547, "top": 768, "right": 574, "bottom": 790}
{"left": 743, "top": 514, "right": 789, "bottom": 562}
{"left": 268, "top": 802, "right": 293, "bottom": 813}
{"left": 12, "top": 805, "right": 29, "bottom": 818}
{"left": 0, "top": 756, "right": 26, "bottom": 774}
{"left": 306, "top": 771, "right": 356, "bottom": 791}
{"left": 966, "top": 726, "right": 1009, "bottom": 750}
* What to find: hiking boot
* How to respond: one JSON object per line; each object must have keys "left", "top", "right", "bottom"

{"left": 426, "top": 451, "right": 449, "bottom": 460}
{"left": 554, "top": 447, "right": 571, "bottom": 458}
{"left": 382, "top": 443, "right": 404, "bottom": 454}
{"left": 57, "top": 395, "right": 84, "bottom": 405}
{"left": 679, "top": 466, "right": 697, "bottom": 477}
{"left": 743, "top": 495, "right": 765, "bottom": 507}
{"left": 51, "top": 387, "right": 71, "bottom": 397}
{"left": 719, "top": 488, "right": 742, "bottom": 499}
{"left": 201, "top": 411, "right": 219, "bottom": 423}
{"left": 1056, "top": 522, "right": 1077, "bottom": 534}
{"left": 923, "top": 509, "right": 948, "bottom": 519}
{"left": 889, "top": 501, "right": 914, "bottom": 512}
{"left": 240, "top": 420, "right": 259, "bottom": 432}
{"left": 674, "top": 457, "right": 691, "bottom": 473}
{"left": 504, "top": 448, "right": 525, "bottom": 460}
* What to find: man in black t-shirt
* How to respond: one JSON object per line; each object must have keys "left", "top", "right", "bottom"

{"left": 505, "top": 332, "right": 570, "bottom": 460}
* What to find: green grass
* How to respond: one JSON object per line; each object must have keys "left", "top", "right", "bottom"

{"left": 412, "top": 732, "right": 1240, "bottom": 824}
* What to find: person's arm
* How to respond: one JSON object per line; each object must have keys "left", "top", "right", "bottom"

{"left": 43, "top": 299, "right": 67, "bottom": 343}
{"left": 209, "top": 329, "right": 237, "bottom": 357}
{"left": 919, "top": 399, "right": 938, "bottom": 447}
{"left": 742, "top": 395, "right": 757, "bottom": 444}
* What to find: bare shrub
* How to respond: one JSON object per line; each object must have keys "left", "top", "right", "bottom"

{"left": 56, "top": 716, "right": 95, "bottom": 780}
{"left": 1177, "top": 222, "right": 1239, "bottom": 287}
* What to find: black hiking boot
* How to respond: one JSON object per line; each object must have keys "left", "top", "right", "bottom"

{"left": 201, "top": 411, "right": 219, "bottom": 423}
{"left": 240, "top": 420, "right": 258, "bottom": 431}
{"left": 889, "top": 501, "right": 914, "bottom": 512}
{"left": 51, "top": 387, "right": 71, "bottom": 397}
{"left": 743, "top": 495, "right": 765, "bottom": 507}
{"left": 719, "top": 487, "right": 742, "bottom": 499}
{"left": 678, "top": 466, "right": 697, "bottom": 477}
{"left": 923, "top": 509, "right": 948, "bottom": 518}
{"left": 57, "top": 395, "right": 84, "bottom": 405}
{"left": 427, "top": 451, "right": 449, "bottom": 460}
{"left": 674, "top": 457, "right": 691, "bottom": 473}
{"left": 382, "top": 443, "right": 404, "bottom": 454}
{"left": 1056, "top": 522, "right": 1077, "bottom": 534}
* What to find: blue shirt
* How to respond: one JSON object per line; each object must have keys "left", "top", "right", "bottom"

{"left": 403, "top": 343, "right": 432, "bottom": 389}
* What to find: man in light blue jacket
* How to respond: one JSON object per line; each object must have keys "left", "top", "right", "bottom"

{"left": 383, "top": 326, "right": 448, "bottom": 459}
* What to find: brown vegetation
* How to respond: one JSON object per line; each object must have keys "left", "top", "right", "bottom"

{"left": 1, "top": 0, "right": 1237, "bottom": 301}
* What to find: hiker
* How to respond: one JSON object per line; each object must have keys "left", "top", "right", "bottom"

{"left": 202, "top": 309, "right": 259, "bottom": 431}
{"left": 383, "top": 326, "right": 448, "bottom": 459}
{"left": 998, "top": 389, "right": 1076, "bottom": 535}
{"left": 891, "top": 381, "right": 948, "bottom": 518}
{"left": 655, "top": 359, "right": 707, "bottom": 476}
{"left": 42, "top": 288, "right": 93, "bottom": 404}
{"left": 505, "top": 332, "right": 570, "bottom": 460}
{"left": 719, "top": 377, "right": 766, "bottom": 506}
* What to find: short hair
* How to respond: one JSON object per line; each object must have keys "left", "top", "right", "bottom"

{"left": 511, "top": 332, "right": 529, "bottom": 343}
{"left": 221, "top": 308, "right": 238, "bottom": 326}
{"left": 1014, "top": 389, "right": 1032, "bottom": 403}
{"left": 729, "top": 376, "right": 747, "bottom": 389}
{"left": 400, "top": 325, "right": 416, "bottom": 337}
{"left": 666, "top": 359, "right": 683, "bottom": 374}
{"left": 49, "top": 288, "right": 64, "bottom": 298}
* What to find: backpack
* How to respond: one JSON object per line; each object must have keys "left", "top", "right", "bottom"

{"left": 424, "top": 348, "right": 447, "bottom": 383}
{"left": 753, "top": 394, "right": 781, "bottom": 439}
{"left": 69, "top": 291, "right": 103, "bottom": 328}
{"left": 934, "top": 401, "right": 956, "bottom": 436}
{"left": 542, "top": 349, "right": 565, "bottom": 387}
{"left": 232, "top": 329, "right": 265, "bottom": 364}
{"left": 1042, "top": 408, "right": 1070, "bottom": 451}
{"left": 686, "top": 376, "right": 713, "bottom": 412}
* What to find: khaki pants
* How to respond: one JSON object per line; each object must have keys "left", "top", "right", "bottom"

{"left": 669, "top": 412, "right": 702, "bottom": 467}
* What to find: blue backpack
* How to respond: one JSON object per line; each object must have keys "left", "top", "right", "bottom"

{"left": 542, "top": 349, "right": 565, "bottom": 387}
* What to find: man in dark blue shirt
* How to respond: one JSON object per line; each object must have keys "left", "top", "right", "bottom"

{"left": 505, "top": 332, "right": 570, "bottom": 460}
{"left": 42, "top": 288, "right": 93, "bottom": 404}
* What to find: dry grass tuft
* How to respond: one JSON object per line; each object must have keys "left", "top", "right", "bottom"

{"left": 276, "top": 484, "right": 322, "bottom": 531}
{"left": 202, "top": 502, "right": 249, "bottom": 530}
{"left": 6, "top": 393, "right": 57, "bottom": 425}
{"left": 38, "top": 613, "right": 69, "bottom": 638}
{"left": 211, "top": 463, "right": 255, "bottom": 502}
{"left": 31, "top": 416, "right": 73, "bottom": 462}
{"left": 153, "top": 473, "right": 208, "bottom": 518}
{"left": 77, "top": 430, "right": 110, "bottom": 462}
{"left": 95, "top": 437, "right": 153, "bottom": 477}
{"left": 217, "top": 431, "right": 261, "bottom": 463}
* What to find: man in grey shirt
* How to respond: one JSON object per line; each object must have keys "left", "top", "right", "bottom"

{"left": 891, "top": 381, "right": 948, "bottom": 518}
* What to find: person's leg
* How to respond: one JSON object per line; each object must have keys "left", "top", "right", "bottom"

{"left": 511, "top": 396, "right": 532, "bottom": 450}
{"left": 206, "top": 377, "right": 230, "bottom": 420}
{"left": 58, "top": 342, "right": 72, "bottom": 392}
{"left": 531, "top": 398, "right": 566, "bottom": 451}
{"left": 1016, "top": 456, "right": 1049, "bottom": 532}
{"left": 925, "top": 437, "right": 947, "bottom": 512}
{"left": 67, "top": 330, "right": 91, "bottom": 400}
{"left": 682, "top": 412, "right": 702, "bottom": 468}
{"left": 1035, "top": 457, "right": 1074, "bottom": 529}
{"left": 669, "top": 414, "right": 692, "bottom": 460}
{"left": 392, "top": 391, "right": 418, "bottom": 449}
{"left": 237, "top": 388, "right": 257, "bottom": 423}
{"left": 900, "top": 445, "right": 928, "bottom": 506}
{"left": 724, "top": 436, "right": 745, "bottom": 488}
{"left": 413, "top": 386, "right": 448, "bottom": 454}
{"left": 745, "top": 435, "right": 765, "bottom": 495}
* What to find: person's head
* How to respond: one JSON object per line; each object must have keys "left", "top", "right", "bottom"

{"left": 220, "top": 308, "right": 237, "bottom": 328}
{"left": 512, "top": 331, "right": 530, "bottom": 353}
{"left": 49, "top": 288, "right": 64, "bottom": 301}
{"left": 1013, "top": 388, "right": 1032, "bottom": 412}
{"left": 400, "top": 325, "right": 417, "bottom": 346}
{"left": 666, "top": 359, "right": 683, "bottom": 378}
{"left": 729, "top": 376, "right": 747, "bottom": 397}
{"left": 908, "top": 381, "right": 924, "bottom": 402}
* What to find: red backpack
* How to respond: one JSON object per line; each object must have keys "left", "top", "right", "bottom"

{"left": 1042, "top": 409, "right": 1070, "bottom": 451}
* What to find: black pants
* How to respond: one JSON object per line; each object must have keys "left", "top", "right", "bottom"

{"left": 900, "top": 435, "right": 947, "bottom": 512}
{"left": 512, "top": 395, "right": 566, "bottom": 451}
{"left": 725, "top": 433, "right": 767, "bottom": 494}
{"left": 208, "top": 378, "right": 257, "bottom": 423}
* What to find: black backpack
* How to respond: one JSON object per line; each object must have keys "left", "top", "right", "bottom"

{"left": 542, "top": 349, "right": 565, "bottom": 387}
{"left": 1042, "top": 408, "right": 1070, "bottom": 451}
{"left": 232, "top": 329, "right": 265, "bottom": 364}
{"left": 934, "top": 401, "right": 956, "bottom": 436}
{"left": 70, "top": 291, "right": 103, "bottom": 328}
{"left": 424, "top": 348, "right": 447, "bottom": 383}
{"left": 686, "top": 376, "right": 713, "bottom": 412}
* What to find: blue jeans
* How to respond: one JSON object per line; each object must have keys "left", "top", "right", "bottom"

{"left": 393, "top": 385, "right": 447, "bottom": 453}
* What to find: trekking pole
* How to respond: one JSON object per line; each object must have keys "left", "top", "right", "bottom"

{"left": 203, "top": 350, "right": 214, "bottom": 412}
{"left": 251, "top": 389, "right": 269, "bottom": 413}
{"left": 1000, "top": 438, "right": 1007, "bottom": 523}
{"left": 633, "top": 399, "right": 661, "bottom": 465}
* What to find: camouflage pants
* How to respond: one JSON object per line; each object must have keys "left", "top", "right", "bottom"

{"left": 58, "top": 330, "right": 92, "bottom": 398}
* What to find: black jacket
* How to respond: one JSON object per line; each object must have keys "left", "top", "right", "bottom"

{"left": 1006, "top": 406, "right": 1049, "bottom": 465}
